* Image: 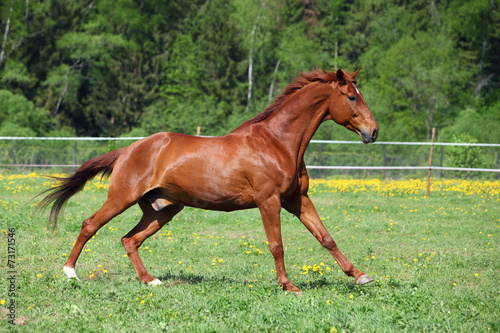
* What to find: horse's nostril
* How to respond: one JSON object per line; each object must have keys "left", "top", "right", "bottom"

{"left": 372, "top": 129, "right": 378, "bottom": 139}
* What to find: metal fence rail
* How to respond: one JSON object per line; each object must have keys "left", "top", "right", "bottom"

{"left": 1, "top": 137, "right": 499, "bottom": 179}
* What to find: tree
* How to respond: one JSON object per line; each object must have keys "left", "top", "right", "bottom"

{"left": 377, "top": 30, "right": 473, "bottom": 141}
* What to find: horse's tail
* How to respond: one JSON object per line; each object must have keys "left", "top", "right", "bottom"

{"left": 36, "top": 148, "right": 124, "bottom": 231}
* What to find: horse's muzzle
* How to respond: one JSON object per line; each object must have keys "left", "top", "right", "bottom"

{"left": 361, "top": 128, "right": 378, "bottom": 144}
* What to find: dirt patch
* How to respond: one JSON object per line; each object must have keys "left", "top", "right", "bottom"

{"left": 1, "top": 307, "right": 27, "bottom": 326}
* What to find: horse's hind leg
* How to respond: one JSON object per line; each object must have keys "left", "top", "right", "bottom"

{"left": 121, "top": 199, "right": 183, "bottom": 285}
{"left": 63, "top": 197, "right": 133, "bottom": 280}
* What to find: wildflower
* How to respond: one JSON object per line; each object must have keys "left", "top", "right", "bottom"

{"left": 0, "top": 300, "right": 5, "bottom": 305}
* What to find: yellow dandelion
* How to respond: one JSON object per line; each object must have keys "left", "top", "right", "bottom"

{"left": 0, "top": 300, "right": 5, "bottom": 305}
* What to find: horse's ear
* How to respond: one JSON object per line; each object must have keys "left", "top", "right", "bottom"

{"left": 336, "top": 69, "right": 345, "bottom": 85}
{"left": 352, "top": 67, "right": 361, "bottom": 78}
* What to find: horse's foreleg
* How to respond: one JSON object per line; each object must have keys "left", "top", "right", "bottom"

{"left": 121, "top": 200, "right": 183, "bottom": 285}
{"left": 258, "top": 197, "right": 302, "bottom": 294}
{"left": 64, "top": 198, "right": 130, "bottom": 280}
{"left": 285, "top": 195, "right": 373, "bottom": 285}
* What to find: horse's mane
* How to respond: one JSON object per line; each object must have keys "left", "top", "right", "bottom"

{"left": 247, "top": 69, "right": 338, "bottom": 124}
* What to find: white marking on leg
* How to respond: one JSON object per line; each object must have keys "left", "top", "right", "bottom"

{"left": 355, "top": 87, "right": 360, "bottom": 95}
{"left": 63, "top": 266, "right": 80, "bottom": 281}
{"left": 147, "top": 278, "right": 162, "bottom": 286}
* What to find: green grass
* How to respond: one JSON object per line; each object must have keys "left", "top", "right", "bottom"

{"left": 1, "top": 175, "right": 499, "bottom": 332}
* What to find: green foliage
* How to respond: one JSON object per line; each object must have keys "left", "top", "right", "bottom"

{"left": 447, "top": 133, "right": 486, "bottom": 172}
{"left": 0, "top": 90, "right": 52, "bottom": 136}
{"left": 0, "top": 0, "right": 498, "bottom": 142}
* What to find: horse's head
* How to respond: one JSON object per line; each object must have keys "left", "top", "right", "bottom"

{"left": 328, "top": 68, "right": 378, "bottom": 144}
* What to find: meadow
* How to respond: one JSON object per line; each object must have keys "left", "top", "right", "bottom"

{"left": 0, "top": 173, "right": 499, "bottom": 332}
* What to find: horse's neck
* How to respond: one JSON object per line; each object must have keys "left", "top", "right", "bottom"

{"left": 258, "top": 83, "right": 333, "bottom": 163}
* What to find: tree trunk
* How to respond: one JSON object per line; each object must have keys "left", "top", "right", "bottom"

{"left": 245, "top": 2, "right": 264, "bottom": 112}
{"left": 475, "top": 0, "right": 494, "bottom": 96}
{"left": 268, "top": 59, "right": 280, "bottom": 101}
{"left": 0, "top": 0, "right": 14, "bottom": 69}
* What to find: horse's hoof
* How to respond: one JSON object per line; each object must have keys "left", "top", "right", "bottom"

{"left": 294, "top": 291, "right": 303, "bottom": 296}
{"left": 147, "top": 278, "right": 162, "bottom": 286}
{"left": 63, "top": 266, "right": 80, "bottom": 281}
{"left": 355, "top": 274, "right": 374, "bottom": 285}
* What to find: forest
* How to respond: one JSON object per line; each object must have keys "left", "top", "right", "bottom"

{"left": 0, "top": 0, "right": 499, "bottom": 145}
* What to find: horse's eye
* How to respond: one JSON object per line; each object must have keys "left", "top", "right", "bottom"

{"left": 348, "top": 95, "right": 357, "bottom": 102}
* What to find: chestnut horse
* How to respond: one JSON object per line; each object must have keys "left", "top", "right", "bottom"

{"left": 38, "top": 68, "right": 378, "bottom": 294}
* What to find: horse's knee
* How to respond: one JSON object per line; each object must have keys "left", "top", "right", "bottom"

{"left": 268, "top": 242, "right": 284, "bottom": 259}
{"left": 321, "top": 235, "right": 337, "bottom": 251}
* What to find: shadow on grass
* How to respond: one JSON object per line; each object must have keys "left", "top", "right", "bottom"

{"left": 155, "top": 271, "right": 374, "bottom": 294}
{"left": 157, "top": 271, "right": 252, "bottom": 288}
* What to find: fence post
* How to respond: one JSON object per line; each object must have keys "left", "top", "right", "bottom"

{"left": 73, "top": 141, "right": 78, "bottom": 166}
{"left": 440, "top": 146, "right": 443, "bottom": 178}
{"left": 383, "top": 145, "right": 387, "bottom": 179}
{"left": 318, "top": 143, "right": 322, "bottom": 179}
{"left": 497, "top": 152, "right": 499, "bottom": 180}
{"left": 11, "top": 140, "right": 16, "bottom": 164}
{"left": 426, "top": 128, "right": 436, "bottom": 198}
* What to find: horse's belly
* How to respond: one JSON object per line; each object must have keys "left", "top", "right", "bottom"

{"left": 164, "top": 185, "right": 257, "bottom": 211}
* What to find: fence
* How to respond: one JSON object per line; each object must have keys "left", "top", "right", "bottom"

{"left": 1, "top": 136, "right": 500, "bottom": 179}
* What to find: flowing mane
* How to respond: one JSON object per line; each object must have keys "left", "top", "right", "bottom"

{"left": 247, "top": 69, "right": 338, "bottom": 124}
